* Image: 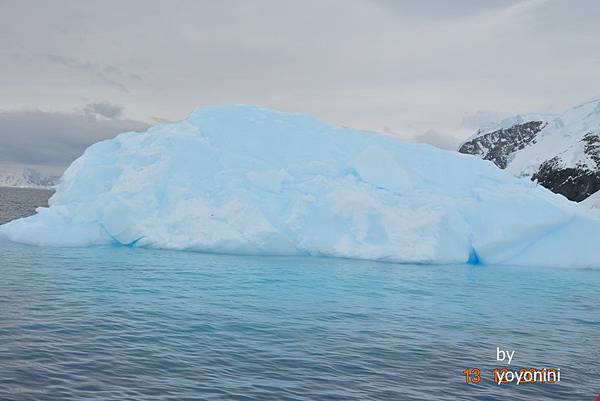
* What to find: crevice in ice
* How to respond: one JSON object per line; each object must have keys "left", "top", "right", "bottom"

{"left": 467, "top": 248, "right": 480, "bottom": 265}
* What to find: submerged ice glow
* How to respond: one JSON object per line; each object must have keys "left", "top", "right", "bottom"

{"left": 1, "top": 105, "right": 599, "bottom": 267}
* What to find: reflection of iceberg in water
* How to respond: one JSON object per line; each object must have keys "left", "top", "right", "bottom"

{"left": 1, "top": 105, "right": 599, "bottom": 267}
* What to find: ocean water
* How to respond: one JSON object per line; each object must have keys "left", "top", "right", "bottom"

{"left": 1, "top": 189, "right": 599, "bottom": 400}
{"left": 0, "top": 187, "right": 53, "bottom": 225}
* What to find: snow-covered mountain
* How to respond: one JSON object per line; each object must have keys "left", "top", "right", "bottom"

{"left": 0, "top": 166, "right": 59, "bottom": 189}
{"left": 459, "top": 99, "right": 600, "bottom": 201}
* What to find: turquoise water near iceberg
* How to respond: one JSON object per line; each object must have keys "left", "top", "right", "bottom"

{"left": 0, "top": 238, "right": 599, "bottom": 400}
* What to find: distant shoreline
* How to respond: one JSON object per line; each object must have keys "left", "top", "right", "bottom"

{"left": 0, "top": 186, "right": 54, "bottom": 191}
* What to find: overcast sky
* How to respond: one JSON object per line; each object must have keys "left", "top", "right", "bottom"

{"left": 1, "top": 0, "right": 600, "bottom": 174}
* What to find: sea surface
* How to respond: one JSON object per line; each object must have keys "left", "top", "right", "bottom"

{"left": 0, "top": 187, "right": 53, "bottom": 225}
{"left": 0, "top": 188, "right": 599, "bottom": 400}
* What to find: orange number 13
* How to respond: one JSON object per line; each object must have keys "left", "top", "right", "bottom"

{"left": 463, "top": 368, "right": 481, "bottom": 384}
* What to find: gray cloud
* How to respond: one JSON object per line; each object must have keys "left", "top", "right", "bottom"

{"left": 412, "top": 129, "right": 461, "bottom": 150}
{"left": 0, "top": 109, "right": 149, "bottom": 173}
{"left": 83, "top": 101, "right": 124, "bottom": 119}
{"left": 0, "top": 0, "right": 599, "bottom": 154}
{"left": 35, "top": 53, "right": 142, "bottom": 92}
{"left": 461, "top": 110, "right": 507, "bottom": 131}
{"left": 370, "top": 0, "right": 521, "bottom": 20}
{"left": 151, "top": 116, "right": 176, "bottom": 124}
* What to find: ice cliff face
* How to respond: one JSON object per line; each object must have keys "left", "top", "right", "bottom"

{"left": 1, "top": 105, "right": 599, "bottom": 267}
{"left": 459, "top": 100, "right": 600, "bottom": 201}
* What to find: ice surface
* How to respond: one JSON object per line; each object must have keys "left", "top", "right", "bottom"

{"left": 582, "top": 190, "right": 600, "bottom": 210}
{"left": 1, "top": 105, "right": 599, "bottom": 267}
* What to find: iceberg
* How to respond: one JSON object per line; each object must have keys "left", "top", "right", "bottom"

{"left": 1, "top": 105, "right": 599, "bottom": 267}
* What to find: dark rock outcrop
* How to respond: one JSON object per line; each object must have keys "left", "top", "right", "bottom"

{"left": 458, "top": 121, "right": 546, "bottom": 169}
{"left": 532, "top": 156, "right": 600, "bottom": 202}
{"left": 459, "top": 121, "right": 600, "bottom": 201}
{"left": 530, "top": 133, "right": 600, "bottom": 201}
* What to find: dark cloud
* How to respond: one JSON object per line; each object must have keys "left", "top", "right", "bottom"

{"left": 0, "top": 109, "right": 149, "bottom": 172}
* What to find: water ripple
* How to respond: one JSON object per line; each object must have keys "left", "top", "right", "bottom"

{"left": 0, "top": 240, "right": 599, "bottom": 400}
